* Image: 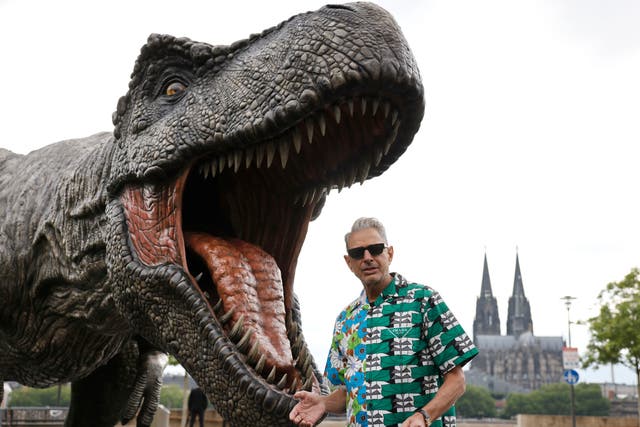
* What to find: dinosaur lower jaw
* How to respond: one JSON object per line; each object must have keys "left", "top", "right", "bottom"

{"left": 184, "top": 232, "right": 301, "bottom": 388}
{"left": 120, "top": 177, "right": 319, "bottom": 394}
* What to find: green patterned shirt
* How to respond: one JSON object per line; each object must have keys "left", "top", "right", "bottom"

{"left": 324, "top": 273, "right": 478, "bottom": 427}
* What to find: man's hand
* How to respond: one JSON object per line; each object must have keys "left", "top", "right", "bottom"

{"left": 400, "top": 412, "right": 428, "bottom": 427}
{"left": 289, "top": 391, "right": 326, "bottom": 427}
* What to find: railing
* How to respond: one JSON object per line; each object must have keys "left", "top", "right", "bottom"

{"left": 0, "top": 407, "right": 67, "bottom": 427}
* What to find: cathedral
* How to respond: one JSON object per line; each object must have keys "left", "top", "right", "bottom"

{"left": 469, "top": 253, "right": 564, "bottom": 392}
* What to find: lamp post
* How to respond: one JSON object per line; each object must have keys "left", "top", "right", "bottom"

{"left": 561, "top": 296, "right": 577, "bottom": 427}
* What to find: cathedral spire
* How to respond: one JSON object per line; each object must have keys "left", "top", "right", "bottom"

{"left": 473, "top": 252, "right": 501, "bottom": 340}
{"left": 506, "top": 252, "right": 533, "bottom": 336}
{"left": 480, "top": 252, "right": 493, "bottom": 298}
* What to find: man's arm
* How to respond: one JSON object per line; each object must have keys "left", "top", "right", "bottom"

{"left": 401, "top": 366, "right": 466, "bottom": 427}
{"left": 289, "top": 388, "right": 347, "bottom": 426}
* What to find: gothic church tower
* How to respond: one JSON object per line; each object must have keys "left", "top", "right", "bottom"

{"left": 506, "top": 253, "right": 533, "bottom": 336}
{"left": 473, "top": 253, "right": 501, "bottom": 340}
{"left": 470, "top": 251, "right": 563, "bottom": 392}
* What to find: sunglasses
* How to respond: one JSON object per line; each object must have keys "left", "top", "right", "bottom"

{"left": 347, "top": 243, "right": 387, "bottom": 259}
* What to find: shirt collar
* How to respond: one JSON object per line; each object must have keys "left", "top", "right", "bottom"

{"left": 371, "top": 272, "right": 406, "bottom": 306}
{"left": 352, "top": 272, "right": 407, "bottom": 309}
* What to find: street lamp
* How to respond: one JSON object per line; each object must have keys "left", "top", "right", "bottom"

{"left": 561, "top": 296, "right": 576, "bottom": 347}
{"left": 561, "top": 295, "right": 577, "bottom": 427}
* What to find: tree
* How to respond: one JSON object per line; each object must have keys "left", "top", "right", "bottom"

{"left": 582, "top": 267, "right": 640, "bottom": 418}
{"left": 8, "top": 385, "right": 71, "bottom": 407}
{"left": 160, "top": 384, "right": 187, "bottom": 409}
{"left": 456, "top": 385, "right": 496, "bottom": 418}
{"left": 503, "top": 383, "right": 608, "bottom": 417}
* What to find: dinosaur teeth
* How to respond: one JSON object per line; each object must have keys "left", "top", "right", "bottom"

{"left": 213, "top": 299, "right": 223, "bottom": 314}
{"left": 305, "top": 364, "right": 314, "bottom": 381}
{"left": 391, "top": 109, "right": 399, "bottom": 126}
{"left": 233, "top": 150, "right": 242, "bottom": 172}
{"left": 227, "top": 152, "right": 235, "bottom": 173}
{"left": 229, "top": 314, "right": 245, "bottom": 341}
{"left": 276, "top": 373, "right": 288, "bottom": 390}
{"left": 297, "top": 345, "right": 308, "bottom": 366}
{"left": 372, "top": 98, "right": 380, "bottom": 116}
{"left": 247, "top": 340, "right": 261, "bottom": 363}
{"left": 297, "top": 185, "right": 327, "bottom": 206}
{"left": 255, "top": 144, "right": 265, "bottom": 167}
{"left": 373, "top": 146, "right": 384, "bottom": 167}
{"left": 219, "top": 307, "right": 235, "bottom": 325}
{"left": 358, "top": 162, "right": 371, "bottom": 185}
{"left": 194, "top": 98, "right": 399, "bottom": 222}
{"left": 266, "top": 366, "right": 277, "bottom": 383}
{"left": 317, "top": 114, "right": 326, "bottom": 136}
{"left": 255, "top": 354, "right": 266, "bottom": 374}
{"left": 266, "top": 141, "right": 276, "bottom": 168}
{"left": 289, "top": 377, "right": 300, "bottom": 394}
{"left": 302, "top": 376, "right": 314, "bottom": 391}
{"left": 237, "top": 328, "right": 253, "bottom": 352}
{"left": 346, "top": 167, "right": 357, "bottom": 188}
{"left": 333, "top": 105, "right": 341, "bottom": 124}
{"left": 384, "top": 120, "right": 400, "bottom": 155}
{"left": 292, "top": 127, "right": 302, "bottom": 154}
{"left": 279, "top": 139, "right": 289, "bottom": 169}
{"left": 301, "top": 190, "right": 310, "bottom": 207}
{"left": 305, "top": 118, "right": 314, "bottom": 144}
{"left": 291, "top": 335, "right": 304, "bottom": 355}
{"left": 287, "top": 318, "right": 298, "bottom": 339}
{"left": 244, "top": 145, "right": 254, "bottom": 168}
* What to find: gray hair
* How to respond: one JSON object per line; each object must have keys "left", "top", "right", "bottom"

{"left": 344, "top": 217, "right": 388, "bottom": 248}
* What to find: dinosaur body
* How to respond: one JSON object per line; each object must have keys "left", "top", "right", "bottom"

{"left": 0, "top": 3, "right": 424, "bottom": 426}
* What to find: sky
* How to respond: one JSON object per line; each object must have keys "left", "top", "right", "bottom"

{"left": 1, "top": 0, "right": 639, "bottom": 386}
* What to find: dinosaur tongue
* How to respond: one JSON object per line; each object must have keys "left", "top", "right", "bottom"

{"left": 185, "top": 232, "right": 296, "bottom": 382}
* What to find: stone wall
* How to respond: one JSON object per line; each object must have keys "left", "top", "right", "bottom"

{"left": 517, "top": 414, "right": 639, "bottom": 427}
{"left": 2, "top": 409, "right": 638, "bottom": 427}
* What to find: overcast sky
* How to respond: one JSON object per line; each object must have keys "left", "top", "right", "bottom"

{"left": 2, "top": 0, "right": 639, "bottom": 385}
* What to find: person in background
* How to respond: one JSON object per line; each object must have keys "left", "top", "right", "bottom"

{"left": 188, "top": 386, "right": 208, "bottom": 427}
{"left": 289, "top": 217, "right": 478, "bottom": 426}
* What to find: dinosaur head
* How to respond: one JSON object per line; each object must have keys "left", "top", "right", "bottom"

{"left": 105, "top": 2, "right": 423, "bottom": 425}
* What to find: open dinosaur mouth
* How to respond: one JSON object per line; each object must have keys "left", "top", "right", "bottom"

{"left": 120, "top": 95, "right": 401, "bottom": 394}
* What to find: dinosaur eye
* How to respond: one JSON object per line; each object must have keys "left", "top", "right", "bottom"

{"left": 165, "top": 81, "right": 187, "bottom": 97}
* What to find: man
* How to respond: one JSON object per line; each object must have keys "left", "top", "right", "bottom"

{"left": 290, "top": 217, "right": 478, "bottom": 427}
{"left": 187, "top": 387, "right": 208, "bottom": 427}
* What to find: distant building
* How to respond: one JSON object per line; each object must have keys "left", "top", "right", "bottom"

{"left": 469, "top": 252, "right": 564, "bottom": 392}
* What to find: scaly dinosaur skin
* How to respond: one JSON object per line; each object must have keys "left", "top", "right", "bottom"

{"left": 0, "top": 3, "right": 424, "bottom": 426}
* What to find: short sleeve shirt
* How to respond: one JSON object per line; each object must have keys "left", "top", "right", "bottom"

{"left": 324, "top": 273, "right": 478, "bottom": 427}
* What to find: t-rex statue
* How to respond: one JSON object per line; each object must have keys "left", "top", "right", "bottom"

{"left": 0, "top": 2, "right": 424, "bottom": 426}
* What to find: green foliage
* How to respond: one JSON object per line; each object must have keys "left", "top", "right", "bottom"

{"left": 8, "top": 383, "right": 189, "bottom": 411}
{"left": 582, "top": 268, "right": 640, "bottom": 375}
{"left": 456, "top": 384, "right": 496, "bottom": 418}
{"left": 503, "top": 383, "right": 608, "bottom": 417}
{"left": 160, "top": 384, "right": 186, "bottom": 409}
{"left": 8, "top": 385, "right": 71, "bottom": 407}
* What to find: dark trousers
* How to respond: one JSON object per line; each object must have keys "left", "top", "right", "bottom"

{"left": 189, "top": 409, "right": 205, "bottom": 427}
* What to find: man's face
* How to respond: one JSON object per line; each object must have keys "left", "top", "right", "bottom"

{"left": 344, "top": 227, "right": 394, "bottom": 291}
